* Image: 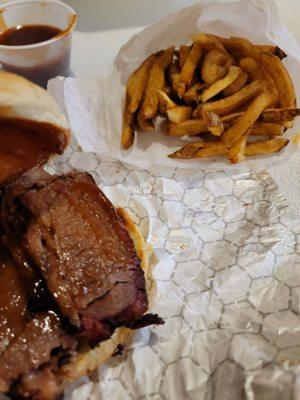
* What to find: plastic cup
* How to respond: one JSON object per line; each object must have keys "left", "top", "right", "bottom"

{"left": 0, "top": 0, "right": 77, "bottom": 87}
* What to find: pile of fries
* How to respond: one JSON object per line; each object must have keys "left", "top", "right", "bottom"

{"left": 121, "top": 33, "right": 300, "bottom": 164}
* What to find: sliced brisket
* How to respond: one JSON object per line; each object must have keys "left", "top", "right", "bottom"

{"left": 1, "top": 169, "right": 155, "bottom": 344}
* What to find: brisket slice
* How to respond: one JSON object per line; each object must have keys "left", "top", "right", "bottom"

{"left": 1, "top": 169, "right": 160, "bottom": 345}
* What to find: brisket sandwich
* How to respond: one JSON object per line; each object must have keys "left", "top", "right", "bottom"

{"left": 0, "top": 72, "right": 162, "bottom": 399}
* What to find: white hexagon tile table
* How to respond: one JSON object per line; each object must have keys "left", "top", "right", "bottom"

{"left": 46, "top": 139, "right": 300, "bottom": 400}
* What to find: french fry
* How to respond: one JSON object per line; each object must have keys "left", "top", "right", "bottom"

{"left": 201, "top": 51, "right": 231, "bottom": 85}
{"left": 245, "top": 138, "right": 289, "bottom": 155}
{"left": 260, "top": 52, "right": 296, "bottom": 108}
{"left": 259, "top": 108, "right": 300, "bottom": 123}
{"left": 179, "top": 45, "right": 190, "bottom": 69}
{"left": 183, "top": 82, "right": 206, "bottom": 104}
{"left": 199, "top": 66, "right": 241, "bottom": 103}
{"left": 195, "top": 80, "right": 262, "bottom": 116}
{"left": 157, "top": 90, "right": 177, "bottom": 114}
{"left": 222, "top": 108, "right": 300, "bottom": 124}
{"left": 192, "top": 33, "right": 229, "bottom": 55}
{"left": 126, "top": 54, "right": 156, "bottom": 114}
{"left": 167, "top": 119, "right": 208, "bottom": 136}
{"left": 201, "top": 110, "right": 224, "bottom": 136}
{"left": 168, "top": 141, "right": 227, "bottom": 159}
{"left": 137, "top": 112, "right": 155, "bottom": 132}
{"left": 140, "top": 47, "right": 174, "bottom": 120}
{"left": 179, "top": 43, "right": 203, "bottom": 90}
{"left": 222, "top": 91, "right": 273, "bottom": 145}
{"left": 167, "top": 106, "right": 193, "bottom": 124}
{"left": 221, "top": 36, "right": 261, "bottom": 61}
{"left": 228, "top": 136, "right": 247, "bottom": 164}
{"left": 250, "top": 122, "right": 284, "bottom": 136}
{"left": 121, "top": 109, "right": 134, "bottom": 150}
{"left": 223, "top": 71, "right": 248, "bottom": 96}
{"left": 256, "top": 44, "right": 286, "bottom": 59}
{"left": 239, "top": 57, "right": 263, "bottom": 81}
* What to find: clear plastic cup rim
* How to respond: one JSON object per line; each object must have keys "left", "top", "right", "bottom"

{"left": 0, "top": 0, "right": 77, "bottom": 50}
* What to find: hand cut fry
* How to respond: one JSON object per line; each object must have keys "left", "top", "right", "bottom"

{"left": 183, "top": 82, "right": 206, "bottom": 104}
{"left": 228, "top": 136, "right": 247, "bottom": 164}
{"left": 222, "top": 92, "right": 273, "bottom": 145}
{"left": 239, "top": 57, "right": 263, "bottom": 81}
{"left": 222, "top": 108, "right": 300, "bottom": 124}
{"left": 126, "top": 54, "right": 156, "bottom": 114}
{"left": 256, "top": 44, "right": 286, "bottom": 59}
{"left": 221, "top": 36, "right": 261, "bottom": 61}
{"left": 245, "top": 138, "right": 289, "bottom": 155}
{"left": 195, "top": 80, "right": 262, "bottom": 116}
{"left": 157, "top": 90, "right": 177, "bottom": 114}
{"left": 199, "top": 66, "right": 241, "bottom": 103}
{"left": 192, "top": 33, "right": 229, "bottom": 55}
{"left": 259, "top": 108, "right": 300, "bottom": 123}
{"left": 179, "top": 43, "right": 202, "bottom": 89}
{"left": 201, "top": 51, "right": 231, "bottom": 85}
{"left": 201, "top": 110, "right": 224, "bottom": 136}
{"left": 260, "top": 52, "right": 296, "bottom": 108}
{"left": 169, "top": 141, "right": 227, "bottom": 159}
{"left": 179, "top": 45, "right": 190, "bottom": 69}
{"left": 121, "top": 109, "right": 134, "bottom": 150}
{"left": 250, "top": 122, "right": 284, "bottom": 137}
{"left": 223, "top": 71, "right": 248, "bottom": 96}
{"left": 140, "top": 47, "right": 174, "bottom": 120}
{"left": 137, "top": 112, "right": 155, "bottom": 132}
{"left": 167, "top": 106, "right": 192, "bottom": 124}
{"left": 167, "top": 119, "right": 208, "bottom": 136}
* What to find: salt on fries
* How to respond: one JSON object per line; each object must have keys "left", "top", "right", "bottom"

{"left": 121, "top": 32, "right": 298, "bottom": 164}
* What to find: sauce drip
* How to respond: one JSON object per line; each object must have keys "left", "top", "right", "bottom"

{"left": 0, "top": 24, "right": 62, "bottom": 46}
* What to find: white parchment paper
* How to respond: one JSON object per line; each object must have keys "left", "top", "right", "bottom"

{"left": 48, "top": 0, "right": 300, "bottom": 398}
{"left": 57, "top": 0, "right": 300, "bottom": 172}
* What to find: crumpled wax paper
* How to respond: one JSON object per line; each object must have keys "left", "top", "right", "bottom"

{"left": 53, "top": 0, "right": 300, "bottom": 172}
{"left": 47, "top": 1, "right": 300, "bottom": 398}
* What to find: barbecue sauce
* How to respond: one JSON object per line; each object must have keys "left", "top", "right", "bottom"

{"left": 0, "top": 25, "right": 62, "bottom": 46}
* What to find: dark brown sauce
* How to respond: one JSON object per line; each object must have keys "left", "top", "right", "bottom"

{"left": 0, "top": 24, "right": 62, "bottom": 46}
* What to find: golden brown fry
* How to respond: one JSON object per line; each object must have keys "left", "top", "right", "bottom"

{"left": 201, "top": 51, "right": 231, "bottom": 85}
{"left": 260, "top": 108, "right": 300, "bottom": 123}
{"left": 183, "top": 82, "right": 206, "bottom": 104}
{"left": 157, "top": 90, "right": 177, "bottom": 114}
{"left": 168, "top": 62, "right": 180, "bottom": 88}
{"left": 140, "top": 47, "right": 174, "bottom": 120}
{"left": 222, "top": 92, "right": 273, "bottom": 145}
{"left": 167, "top": 119, "right": 208, "bottom": 136}
{"left": 222, "top": 108, "right": 300, "bottom": 124}
{"left": 167, "top": 106, "right": 193, "bottom": 124}
{"left": 245, "top": 138, "right": 289, "bottom": 156}
{"left": 201, "top": 110, "right": 224, "bottom": 136}
{"left": 126, "top": 54, "right": 156, "bottom": 114}
{"left": 179, "top": 45, "right": 190, "bottom": 69}
{"left": 168, "top": 141, "right": 227, "bottom": 159}
{"left": 221, "top": 36, "right": 261, "bottom": 61}
{"left": 137, "top": 112, "right": 155, "bottom": 132}
{"left": 179, "top": 43, "right": 203, "bottom": 89}
{"left": 192, "top": 33, "right": 229, "bottom": 55}
{"left": 121, "top": 108, "right": 134, "bottom": 150}
{"left": 195, "top": 80, "right": 262, "bottom": 116}
{"left": 250, "top": 122, "right": 284, "bottom": 136}
{"left": 260, "top": 52, "right": 296, "bottom": 108}
{"left": 223, "top": 71, "right": 248, "bottom": 96}
{"left": 228, "top": 136, "right": 247, "bottom": 164}
{"left": 199, "top": 66, "right": 241, "bottom": 103}
{"left": 239, "top": 57, "right": 263, "bottom": 81}
{"left": 256, "top": 44, "right": 286, "bottom": 59}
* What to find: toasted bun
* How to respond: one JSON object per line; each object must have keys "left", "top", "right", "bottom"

{"left": 0, "top": 71, "right": 69, "bottom": 133}
{"left": 0, "top": 71, "right": 70, "bottom": 186}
